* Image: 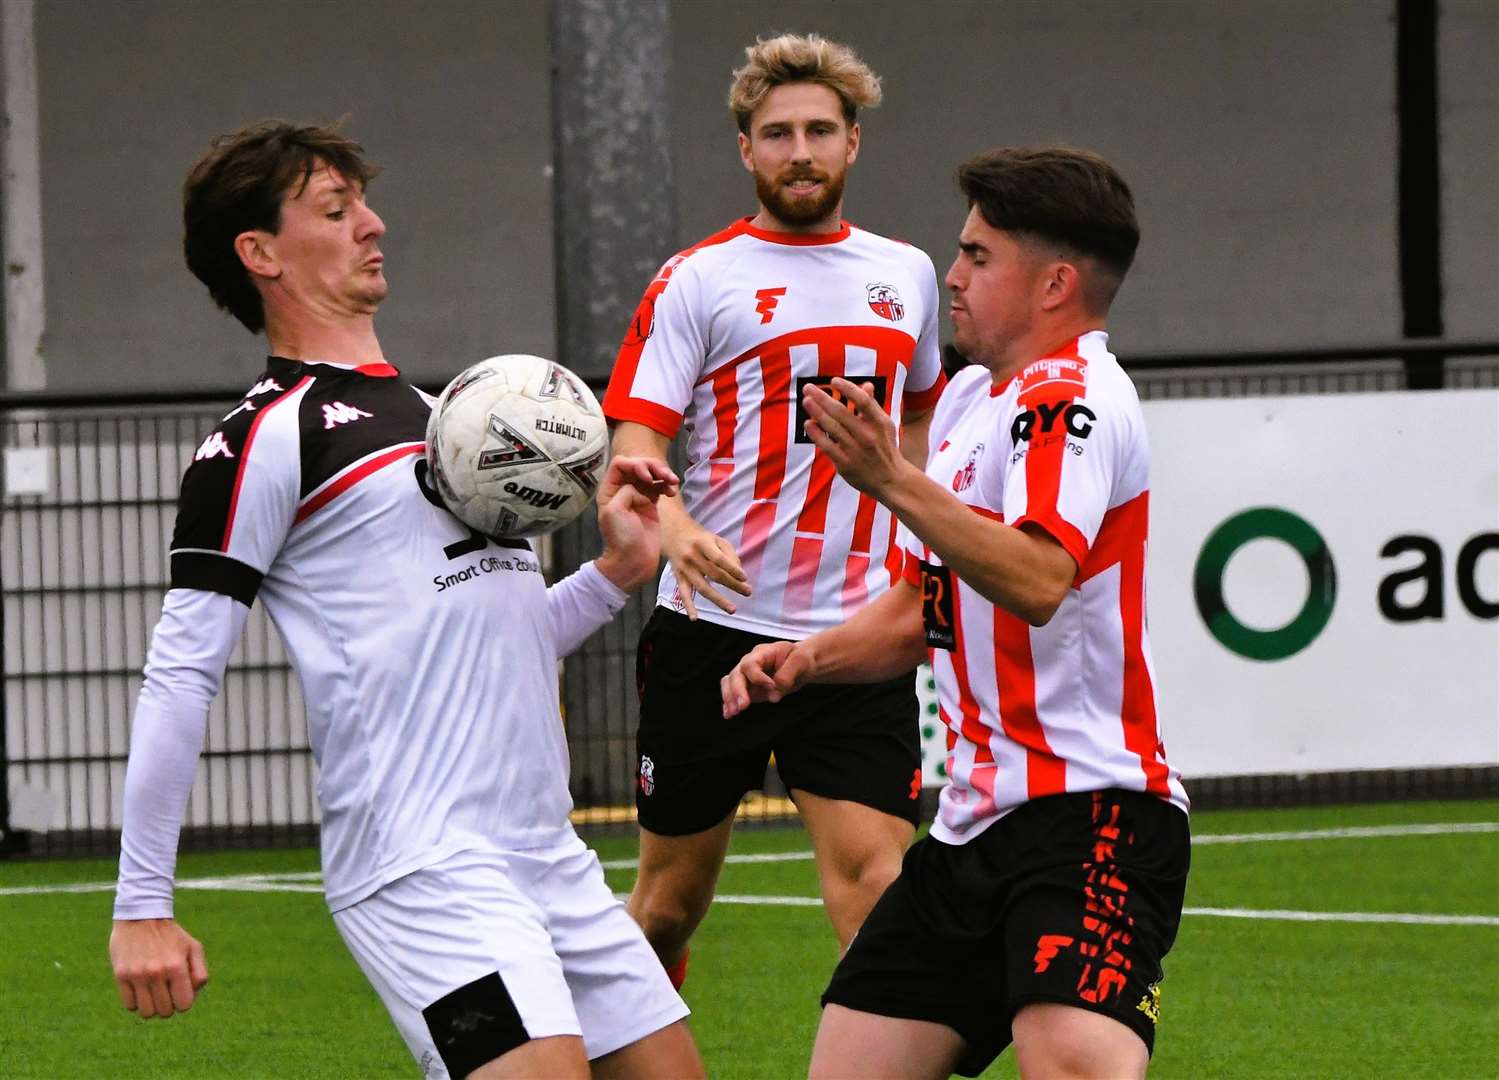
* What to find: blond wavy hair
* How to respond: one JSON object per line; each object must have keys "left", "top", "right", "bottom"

{"left": 728, "top": 33, "right": 882, "bottom": 133}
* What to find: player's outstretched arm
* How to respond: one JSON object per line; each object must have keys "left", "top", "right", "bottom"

{"left": 803, "top": 379, "right": 1076, "bottom": 626}
{"left": 109, "top": 918, "right": 209, "bottom": 1019}
{"left": 593, "top": 455, "right": 680, "bottom": 593}
{"left": 721, "top": 578, "right": 925, "bottom": 718}
{"left": 611, "top": 421, "right": 751, "bottom": 620}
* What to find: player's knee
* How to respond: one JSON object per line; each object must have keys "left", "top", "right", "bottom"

{"left": 1013, "top": 1004, "right": 1147, "bottom": 1080}
{"left": 628, "top": 889, "right": 708, "bottom": 954}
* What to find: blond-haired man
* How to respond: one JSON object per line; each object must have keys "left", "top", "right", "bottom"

{"left": 603, "top": 33, "right": 946, "bottom": 989}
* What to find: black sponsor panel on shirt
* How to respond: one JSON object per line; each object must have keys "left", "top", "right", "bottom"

{"left": 919, "top": 560, "right": 956, "bottom": 650}
{"left": 295, "top": 366, "right": 433, "bottom": 498}
{"left": 794, "top": 374, "right": 890, "bottom": 444}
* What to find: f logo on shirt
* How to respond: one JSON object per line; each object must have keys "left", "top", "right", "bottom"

{"left": 754, "top": 286, "right": 787, "bottom": 324}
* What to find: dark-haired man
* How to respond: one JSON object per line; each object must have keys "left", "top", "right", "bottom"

{"left": 722, "top": 146, "right": 1190, "bottom": 1079}
{"left": 109, "top": 121, "right": 703, "bottom": 1080}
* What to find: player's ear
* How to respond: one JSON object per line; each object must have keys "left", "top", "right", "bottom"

{"left": 737, "top": 130, "right": 754, "bottom": 173}
{"left": 845, "top": 121, "right": 860, "bottom": 167}
{"left": 1039, "top": 260, "right": 1080, "bottom": 313}
{"left": 234, "top": 230, "right": 281, "bottom": 281}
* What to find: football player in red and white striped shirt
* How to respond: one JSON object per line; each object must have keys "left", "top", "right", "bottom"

{"left": 604, "top": 34, "right": 945, "bottom": 986}
{"left": 724, "top": 147, "right": 1190, "bottom": 1079}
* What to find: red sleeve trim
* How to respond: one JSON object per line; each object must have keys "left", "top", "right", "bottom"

{"left": 1011, "top": 512, "right": 1090, "bottom": 571}
{"left": 902, "top": 369, "right": 947, "bottom": 414}
{"left": 603, "top": 398, "right": 683, "bottom": 439}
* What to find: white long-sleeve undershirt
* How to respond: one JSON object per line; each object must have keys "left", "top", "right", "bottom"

{"left": 113, "top": 561, "right": 630, "bottom": 920}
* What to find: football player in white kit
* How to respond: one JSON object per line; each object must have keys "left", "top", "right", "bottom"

{"left": 108, "top": 121, "right": 704, "bottom": 1080}
{"left": 603, "top": 33, "right": 947, "bottom": 989}
{"left": 723, "top": 147, "right": 1191, "bottom": 1079}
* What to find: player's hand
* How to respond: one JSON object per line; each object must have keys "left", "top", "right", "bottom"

{"left": 109, "top": 918, "right": 209, "bottom": 1020}
{"left": 662, "top": 517, "right": 751, "bottom": 621}
{"left": 595, "top": 456, "right": 679, "bottom": 592}
{"left": 802, "top": 378, "right": 912, "bottom": 497}
{"left": 721, "top": 640, "right": 815, "bottom": 718}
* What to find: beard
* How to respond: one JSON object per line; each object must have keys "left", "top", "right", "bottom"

{"left": 753, "top": 165, "right": 847, "bottom": 228}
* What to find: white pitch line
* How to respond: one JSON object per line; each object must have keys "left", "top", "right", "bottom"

{"left": 599, "top": 821, "right": 1499, "bottom": 871}
{"left": 1192, "top": 822, "right": 1499, "bottom": 845}
{"left": 1184, "top": 906, "right": 1499, "bottom": 927}
{"left": 4, "top": 821, "right": 1495, "bottom": 899}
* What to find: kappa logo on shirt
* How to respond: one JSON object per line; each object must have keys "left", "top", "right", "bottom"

{"left": 247, "top": 378, "right": 285, "bottom": 398}
{"left": 322, "top": 401, "right": 373, "bottom": 429}
{"left": 754, "top": 286, "right": 788, "bottom": 324}
{"left": 194, "top": 431, "right": 235, "bottom": 461}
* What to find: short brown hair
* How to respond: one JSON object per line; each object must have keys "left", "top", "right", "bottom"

{"left": 182, "top": 120, "right": 380, "bottom": 334}
{"left": 728, "top": 33, "right": 882, "bottom": 134}
{"left": 956, "top": 146, "right": 1140, "bottom": 310}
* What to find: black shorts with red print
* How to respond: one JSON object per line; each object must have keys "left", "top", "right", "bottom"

{"left": 633, "top": 607, "right": 921, "bottom": 836}
{"left": 822, "top": 788, "right": 1190, "bottom": 1075}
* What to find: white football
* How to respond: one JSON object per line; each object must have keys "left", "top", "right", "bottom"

{"left": 426, "top": 354, "right": 610, "bottom": 538}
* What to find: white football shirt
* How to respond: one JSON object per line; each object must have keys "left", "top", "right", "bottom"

{"left": 115, "top": 358, "right": 617, "bottom": 914}
{"left": 604, "top": 218, "right": 946, "bottom": 639}
{"left": 901, "top": 332, "right": 1189, "bottom": 844}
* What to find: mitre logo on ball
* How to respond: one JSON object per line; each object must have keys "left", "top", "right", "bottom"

{"left": 426, "top": 354, "right": 610, "bottom": 538}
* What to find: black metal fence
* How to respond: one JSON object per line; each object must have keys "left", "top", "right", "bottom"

{"left": 3, "top": 344, "right": 1497, "bottom": 857}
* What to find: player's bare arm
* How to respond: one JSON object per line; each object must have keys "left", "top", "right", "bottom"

{"left": 898, "top": 406, "right": 934, "bottom": 469}
{"left": 593, "top": 455, "right": 680, "bottom": 592}
{"left": 109, "top": 918, "right": 209, "bottom": 1020}
{"left": 721, "top": 578, "right": 924, "bottom": 718}
{"left": 804, "top": 378, "right": 1076, "bottom": 626}
{"left": 610, "top": 420, "right": 751, "bottom": 618}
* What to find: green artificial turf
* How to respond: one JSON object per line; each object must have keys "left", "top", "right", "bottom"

{"left": 1, "top": 799, "right": 1494, "bottom": 1078}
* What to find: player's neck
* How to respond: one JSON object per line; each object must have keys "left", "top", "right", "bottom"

{"left": 263, "top": 310, "right": 386, "bottom": 367}
{"left": 749, "top": 203, "right": 845, "bottom": 236}
{"left": 987, "top": 316, "right": 1105, "bottom": 387}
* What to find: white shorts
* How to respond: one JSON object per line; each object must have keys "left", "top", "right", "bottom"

{"left": 332, "top": 834, "right": 688, "bottom": 1078}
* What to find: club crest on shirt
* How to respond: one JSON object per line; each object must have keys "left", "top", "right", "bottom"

{"left": 952, "top": 443, "right": 984, "bottom": 492}
{"left": 866, "top": 282, "right": 904, "bottom": 322}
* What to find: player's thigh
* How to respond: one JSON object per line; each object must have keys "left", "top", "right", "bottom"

{"left": 772, "top": 674, "right": 922, "bottom": 830}
{"left": 591, "top": 1019, "right": 704, "bottom": 1080}
{"left": 1011, "top": 1003, "right": 1147, "bottom": 1080}
{"left": 820, "top": 836, "right": 1002, "bottom": 1075}
{"left": 794, "top": 788, "right": 915, "bottom": 881}
{"left": 1000, "top": 790, "right": 1190, "bottom": 1061}
{"left": 633, "top": 810, "right": 737, "bottom": 904}
{"left": 332, "top": 853, "right": 582, "bottom": 1080}
{"left": 467, "top": 1035, "right": 588, "bottom": 1080}
{"left": 810, "top": 1004, "right": 963, "bottom": 1080}
{"left": 635, "top": 608, "right": 777, "bottom": 835}
{"left": 537, "top": 836, "right": 692, "bottom": 1062}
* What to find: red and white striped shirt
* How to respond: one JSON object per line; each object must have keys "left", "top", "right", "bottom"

{"left": 605, "top": 217, "right": 946, "bottom": 639}
{"left": 903, "top": 332, "right": 1189, "bottom": 843}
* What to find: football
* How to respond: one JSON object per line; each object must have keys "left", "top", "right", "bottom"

{"left": 425, "top": 354, "right": 610, "bottom": 538}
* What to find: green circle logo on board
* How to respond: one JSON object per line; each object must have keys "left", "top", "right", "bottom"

{"left": 1193, "top": 507, "right": 1337, "bottom": 661}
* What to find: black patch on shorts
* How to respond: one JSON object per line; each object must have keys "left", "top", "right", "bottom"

{"left": 422, "top": 971, "right": 530, "bottom": 1078}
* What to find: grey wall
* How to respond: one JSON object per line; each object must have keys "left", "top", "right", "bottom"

{"left": 33, "top": 0, "right": 554, "bottom": 391}
{"left": 11, "top": 0, "right": 1497, "bottom": 392}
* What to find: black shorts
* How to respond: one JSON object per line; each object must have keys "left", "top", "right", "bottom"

{"left": 633, "top": 607, "right": 921, "bottom": 835}
{"left": 822, "top": 789, "right": 1190, "bottom": 1076}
